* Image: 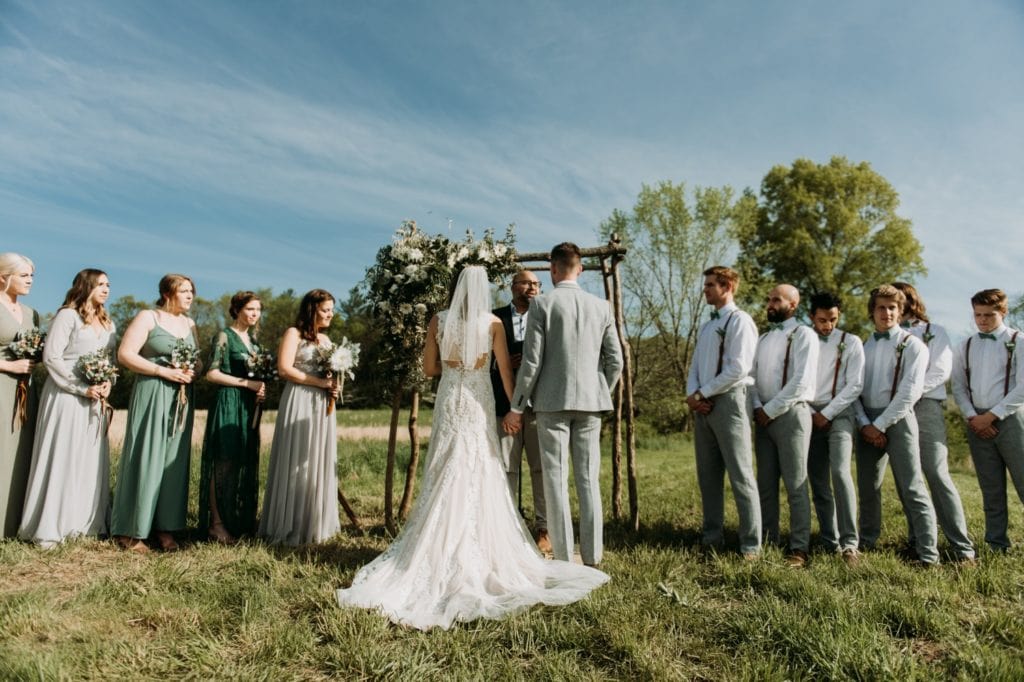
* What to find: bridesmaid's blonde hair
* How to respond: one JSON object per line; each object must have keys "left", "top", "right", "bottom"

{"left": 0, "top": 252, "right": 34, "bottom": 294}
{"left": 155, "top": 273, "right": 196, "bottom": 308}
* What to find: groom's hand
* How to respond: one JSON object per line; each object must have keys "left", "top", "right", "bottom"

{"left": 502, "top": 411, "right": 523, "bottom": 434}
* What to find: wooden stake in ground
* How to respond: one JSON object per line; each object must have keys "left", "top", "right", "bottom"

{"left": 383, "top": 390, "right": 402, "bottom": 536}
{"left": 398, "top": 389, "right": 422, "bottom": 521}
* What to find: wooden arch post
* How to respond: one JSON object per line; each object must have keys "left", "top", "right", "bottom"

{"left": 515, "top": 235, "right": 639, "bottom": 531}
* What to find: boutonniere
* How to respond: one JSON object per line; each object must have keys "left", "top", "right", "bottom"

{"left": 1007, "top": 339, "right": 1017, "bottom": 354}
{"left": 837, "top": 340, "right": 847, "bottom": 354}
{"left": 896, "top": 339, "right": 909, "bottom": 356}
{"left": 922, "top": 331, "right": 935, "bottom": 344}
{"left": 716, "top": 327, "right": 726, "bottom": 339}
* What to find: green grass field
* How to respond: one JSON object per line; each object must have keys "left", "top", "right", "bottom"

{"left": 2, "top": 425, "right": 1024, "bottom": 680}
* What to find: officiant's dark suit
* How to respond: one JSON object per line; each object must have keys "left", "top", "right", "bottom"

{"left": 491, "top": 270, "right": 548, "bottom": 548}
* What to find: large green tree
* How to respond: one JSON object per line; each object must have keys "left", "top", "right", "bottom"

{"left": 601, "top": 181, "right": 756, "bottom": 432}
{"left": 735, "top": 156, "right": 925, "bottom": 334}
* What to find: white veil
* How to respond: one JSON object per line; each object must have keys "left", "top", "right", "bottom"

{"left": 440, "top": 265, "right": 491, "bottom": 366}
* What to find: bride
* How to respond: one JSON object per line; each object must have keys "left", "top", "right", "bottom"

{"left": 336, "top": 266, "right": 608, "bottom": 630}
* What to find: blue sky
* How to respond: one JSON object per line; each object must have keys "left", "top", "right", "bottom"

{"left": 2, "top": 0, "right": 1022, "bottom": 334}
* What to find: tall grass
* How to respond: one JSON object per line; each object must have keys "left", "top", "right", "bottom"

{"left": 2, "top": 429, "right": 1023, "bottom": 680}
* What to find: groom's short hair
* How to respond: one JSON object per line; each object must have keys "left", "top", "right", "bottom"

{"left": 550, "top": 242, "right": 582, "bottom": 274}
{"left": 703, "top": 265, "right": 740, "bottom": 291}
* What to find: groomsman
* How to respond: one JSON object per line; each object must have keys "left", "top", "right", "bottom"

{"left": 491, "top": 269, "right": 550, "bottom": 554}
{"left": 686, "top": 266, "right": 761, "bottom": 558}
{"left": 892, "top": 282, "right": 975, "bottom": 562}
{"left": 951, "top": 289, "right": 1024, "bottom": 552}
{"left": 806, "top": 292, "right": 864, "bottom": 565}
{"left": 751, "top": 284, "right": 818, "bottom": 567}
{"left": 504, "top": 243, "right": 623, "bottom": 567}
{"left": 855, "top": 285, "right": 939, "bottom": 566}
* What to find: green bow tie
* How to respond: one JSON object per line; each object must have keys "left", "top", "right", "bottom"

{"left": 979, "top": 332, "right": 997, "bottom": 340}
{"left": 769, "top": 323, "right": 784, "bottom": 332}
{"left": 873, "top": 331, "right": 890, "bottom": 341}
{"left": 710, "top": 310, "right": 721, "bottom": 320}
{"left": 901, "top": 321, "right": 914, "bottom": 329}
{"left": 818, "top": 334, "right": 830, "bottom": 342}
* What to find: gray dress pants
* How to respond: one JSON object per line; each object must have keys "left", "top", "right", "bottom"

{"left": 967, "top": 409, "right": 1024, "bottom": 551}
{"left": 756, "top": 403, "right": 812, "bottom": 553}
{"left": 807, "top": 407, "right": 859, "bottom": 552}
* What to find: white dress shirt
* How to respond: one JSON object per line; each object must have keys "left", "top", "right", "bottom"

{"left": 811, "top": 328, "right": 865, "bottom": 421}
{"left": 951, "top": 325, "right": 1024, "bottom": 419}
{"left": 902, "top": 319, "right": 952, "bottom": 400}
{"left": 686, "top": 302, "right": 757, "bottom": 397}
{"left": 855, "top": 327, "right": 927, "bottom": 431}
{"left": 750, "top": 317, "right": 818, "bottom": 419}
{"left": 510, "top": 304, "right": 528, "bottom": 343}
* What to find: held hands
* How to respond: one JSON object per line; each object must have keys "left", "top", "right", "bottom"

{"left": 84, "top": 381, "right": 112, "bottom": 401}
{"left": 685, "top": 392, "right": 713, "bottom": 415}
{"left": 860, "top": 424, "right": 887, "bottom": 449}
{"left": 248, "top": 380, "right": 266, "bottom": 402}
{"left": 510, "top": 352, "right": 523, "bottom": 371}
{"left": 754, "top": 407, "right": 772, "bottom": 428}
{"left": 811, "top": 412, "right": 832, "bottom": 431}
{"left": 161, "top": 367, "right": 194, "bottom": 384}
{"left": 967, "top": 413, "right": 999, "bottom": 440}
{"left": 502, "top": 411, "right": 523, "bottom": 435}
{"left": 4, "top": 359, "right": 35, "bottom": 375}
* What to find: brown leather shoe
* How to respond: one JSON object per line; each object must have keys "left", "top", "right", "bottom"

{"left": 785, "top": 550, "right": 808, "bottom": 568}
{"left": 154, "top": 531, "right": 180, "bottom": 552}
{"left": 841, "top": 549, "right": 860, "bottom": 567}
{"left": 742, "top": 552, "right": 760, "bottom": 562}
{"left": 536, "top": 529, "right": 552, "bottom": 555}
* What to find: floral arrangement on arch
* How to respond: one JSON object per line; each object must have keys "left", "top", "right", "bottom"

{"left": 364, "top": 220, "right": 518, "bottom": 390}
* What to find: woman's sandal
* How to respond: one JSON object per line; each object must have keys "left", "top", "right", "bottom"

{"left": 154, "top": 531, "right": 180, "bottom": 552}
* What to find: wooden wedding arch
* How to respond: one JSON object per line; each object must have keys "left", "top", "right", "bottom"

{"left": 356, "top": 234, "right": 640, "bottom": 536}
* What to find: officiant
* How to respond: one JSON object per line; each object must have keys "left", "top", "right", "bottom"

{"left": 491, "top": 269, "right": 551, "bottom": 554}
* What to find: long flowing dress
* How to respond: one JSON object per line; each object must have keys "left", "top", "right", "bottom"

{"left": 19, "top": 309, "right": 116, "bottom": 546}
{"left": 198, "top": 329, "right": 260, "bottom": 537}
{"left": 258, "top": 338, "right": 340, "bottom": 545}
{"left": 110, "top": 320, "right": 196, "bottom": 539}
{"left": 336, "top": 314, "right": 609, "bottom": 630}
{"left": 0, "top": 302, "right": 39, "bottom": 538}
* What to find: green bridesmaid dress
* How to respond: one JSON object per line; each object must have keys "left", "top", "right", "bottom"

{"left": 0, "top": 303, "right": 39, "bottom": 537}
{"left": 110, "top": 322, "right": 196, "bottom": 539}
{"left": 198, "top": 329, "right": 260, "bottom": 537}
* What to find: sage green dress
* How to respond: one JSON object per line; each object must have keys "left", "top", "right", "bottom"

{"left": 110, "top": 322, "right": 196, "bottom": 539}
{"left": 0, "top": 303, "right": 39, "bottom": 537}
{"left": 198, "top": 329, "right": 260, "bottom": 537}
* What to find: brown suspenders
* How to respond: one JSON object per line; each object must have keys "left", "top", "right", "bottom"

{"left": 830, "top": 331, "right": 847, "bottom": 399}
{"left": 964, "top": 330, "right": 1019, "bottom": 409}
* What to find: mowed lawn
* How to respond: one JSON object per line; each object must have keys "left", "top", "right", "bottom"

{"left": 2, "top": 412, "right": 1024, "bottom": 680}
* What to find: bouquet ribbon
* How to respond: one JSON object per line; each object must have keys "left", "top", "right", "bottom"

{"left": 326, "top": 374, "right": 336, "bottom": 415}
{"left": 174, "top": 384, "right": 189, "bottom": 434}
{"left": 251, "top": 402, "right": 263, "bottom": 430}
{"left": 11, "top": 375, "right": 28, "bottom": 432}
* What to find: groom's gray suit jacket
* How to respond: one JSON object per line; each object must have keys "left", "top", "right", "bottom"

{"left": 511, "top": 281, "right": 623, "bottom": 413}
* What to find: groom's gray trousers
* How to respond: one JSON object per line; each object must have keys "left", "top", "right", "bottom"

{"left": 535, "top": 410, "right": 603, "bottom": 565}
{"left": 694, "top": 386, "right": 762, "bottom": 555}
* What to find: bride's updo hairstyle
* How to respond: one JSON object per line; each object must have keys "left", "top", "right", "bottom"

{"left": 295, "top": 289, "right": 335, "bottom": 342}
{"left": 155, "top": 273, "right": 196, "bottom": 308}
{"left": 0, "top": 252, "right": 34, "bottom": 294}
{"left": 61, "top": 268, "right": 113, "bottom": 328}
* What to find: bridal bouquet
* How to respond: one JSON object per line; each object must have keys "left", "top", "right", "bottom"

{"left": 315, "top": 337, "right": 360, "bottom": 414}
{"left": 76, "top": 349, "right": 119, "bottom": 431}
{"left": 7, "top": 327, "right": 45, "bottom": 431}
{"left": 170, "top": 338, "right": 200, "bottom": 432}
{"left": 246, "top": 346, "right": 278, "bottom": 428}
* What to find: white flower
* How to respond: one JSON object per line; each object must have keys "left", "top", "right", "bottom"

{"left": 456, "top": 246, "right": 469, "bottom": 261}
{"left": 477, "top": 245, "right": 492, "bottom": 262}
{"left": 408, "top": 248, "right": 424, "bottom": 262}
{"left": 378, "top": 300, "right": 390, "bottom": 312}
{"left": 414, "top": 303, "right": 427, "bottom": 313}
{"left": 399, "top": 303, "right": 413, "bottom": 315}
{"left": 389, "top": 283, "right": 398, "bottom": 293}
{"left": 493, "top": 243, "right": 507, "bottom": 257}
{"left": 404, "top": 264, "right": 419, "bottom": 277}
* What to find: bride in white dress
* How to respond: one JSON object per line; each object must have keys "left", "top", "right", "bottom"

{"left": 336, "top": 266, "right": 608, "bottom": 630}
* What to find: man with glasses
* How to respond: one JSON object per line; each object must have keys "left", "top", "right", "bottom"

{"left": 492, "top": 269, "right": 550, "bottom": 553}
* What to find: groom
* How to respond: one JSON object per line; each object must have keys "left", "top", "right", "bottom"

{"left": 503, "top": 242, "right": 623, "bottom": 567}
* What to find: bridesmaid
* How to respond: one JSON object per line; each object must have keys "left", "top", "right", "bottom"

{"left": 198, "top": 291, "right": 266, "bottom": 544}
{"left": 0, "top": 252, "right": 39, "bottom": 538}
{"left": 111, "top": 274, "right": 199, "bottom": 553}
{"left": 259, "top": 289, "right": 340, "bottom": 546}
{"left": 19, "top": 269, "right": 116, "bottom": 546}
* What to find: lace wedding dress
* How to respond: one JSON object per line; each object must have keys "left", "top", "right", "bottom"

{"left": 336, "top": 306, "right": 608, "bottom": 630}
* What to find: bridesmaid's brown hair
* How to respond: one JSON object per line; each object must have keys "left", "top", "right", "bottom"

{"left": 155, "top": 274, "right": 196, "bottom": 308}
{"left": 294, "top": 289, "right": 335, "bottom": 342}
{"left": 61, "top": 268, "right": 112, "bottom": 329}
